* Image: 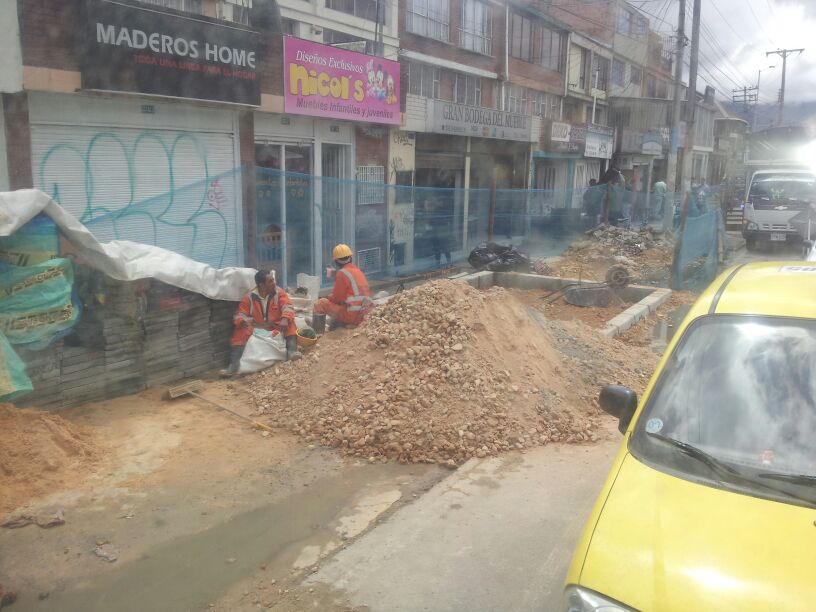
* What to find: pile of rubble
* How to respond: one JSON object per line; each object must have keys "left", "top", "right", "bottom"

{"left": 250, "top": 280, "right": 656, "bottom": 467}
{"left": 0, "top": 404, "right": 100, "bottom": 515}
{"left": 554, "top": 225, "right": 674, "bottom": 281}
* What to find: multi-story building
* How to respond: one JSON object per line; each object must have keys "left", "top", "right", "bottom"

{"left": 0, "top": 0, "right": 405, "bottom": 283}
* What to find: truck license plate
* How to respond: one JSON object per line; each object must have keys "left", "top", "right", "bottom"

{"left": 770, "top": 232, "right": 786, "bottom": 241}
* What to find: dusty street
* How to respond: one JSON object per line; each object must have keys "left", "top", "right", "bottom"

{"left": 303, "top": 429, "right": 621, "bottom": 612}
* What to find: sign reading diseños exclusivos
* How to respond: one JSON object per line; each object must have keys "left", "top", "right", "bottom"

{"left": 81, "top": 0, "right": 260, "bottom": 105}
{"left": 283, "top": 38, "right": 401, "bottom": 125}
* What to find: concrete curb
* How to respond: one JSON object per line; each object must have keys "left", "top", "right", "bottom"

{"left": 601, "top": 287, "right": 672, "bottom": 337}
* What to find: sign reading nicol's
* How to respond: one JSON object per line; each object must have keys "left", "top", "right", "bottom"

{"left": 427, "top": 100, "right": 534, "bottom": 142}
{"left": 81, "top": 0, "right": 260, "bottom": 105}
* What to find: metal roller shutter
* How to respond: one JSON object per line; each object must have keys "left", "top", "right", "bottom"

{"left": 30, "top": 123, "right": 242, "bottom": 268}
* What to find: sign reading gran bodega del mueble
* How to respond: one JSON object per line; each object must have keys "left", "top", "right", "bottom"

{"left": 283, "top": 38, "right": 401, "bottom": 125}
{"left": 81, "top": 0, "right": 260, "bottom": 105}
{"left": 427, "top": 100, "right": 534, "bottom": 142}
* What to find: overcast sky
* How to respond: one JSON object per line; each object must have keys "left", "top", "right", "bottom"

{"left": 640, "top": 0, "right": 816, "bottom": 106}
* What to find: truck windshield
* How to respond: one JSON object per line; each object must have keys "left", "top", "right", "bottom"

{"left": 630, "top": 315, "right": 816, "bottom": 508}
{"left": 749, "top": 178, "right": 816, "bottom": 202}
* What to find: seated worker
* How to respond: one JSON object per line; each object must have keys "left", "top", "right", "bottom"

{"left": 220, "top": 269, "right": 300, "bottom": 377}
{"left": 313, "top": 244, "right": 372, "bottom": 328}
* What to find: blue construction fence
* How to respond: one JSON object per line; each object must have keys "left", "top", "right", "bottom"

{"left": 20, "top": 163, "right": 735, "bottom": 288}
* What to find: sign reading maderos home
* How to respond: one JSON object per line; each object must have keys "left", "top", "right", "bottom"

{"left": 427, "top": 100, "right": 533, "bottom": 142}
{"left": 81, "top": 0, "right": 260, "bottom": 105}
{"left": 284, "top": 38, "right": 400, "bottom": 125}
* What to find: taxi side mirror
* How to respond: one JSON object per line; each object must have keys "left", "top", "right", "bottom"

{"left": 600, "top": 385, "right": 638, "bottom": 434}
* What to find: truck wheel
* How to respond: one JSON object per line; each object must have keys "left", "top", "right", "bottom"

{"left": 746, "top": 238, "right": 757, "bottom": 252}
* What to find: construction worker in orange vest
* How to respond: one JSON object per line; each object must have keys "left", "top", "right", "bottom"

{"left": 220, "top": 269, "right": 301, "bottom": 377}
{"left": 313, "top": 244, "right": 372, "bottom": 329}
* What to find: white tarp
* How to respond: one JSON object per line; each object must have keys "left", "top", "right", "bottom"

{"left": 0, "top": 189, "right": 254, "bottom": 300}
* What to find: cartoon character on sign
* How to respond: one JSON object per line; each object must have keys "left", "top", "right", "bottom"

{"left": 366, "top": 59, "right": 389, "bottom": 100}
{"left": 386, "top": 74, "right": 397, "bottom": 105}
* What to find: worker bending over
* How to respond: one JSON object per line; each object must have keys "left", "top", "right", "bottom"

{"left": 313, "top": 244, "right": 372, "bottom": 328}
{"left": 221, "top": 269, "right": 301, "bottom": 377}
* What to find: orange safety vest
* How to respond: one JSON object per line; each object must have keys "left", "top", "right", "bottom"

{"left": 231, "top": 287, "right": 296, "bottom": 346}
{"left": 329, "top": 264, "right": 372, "bottom": 324}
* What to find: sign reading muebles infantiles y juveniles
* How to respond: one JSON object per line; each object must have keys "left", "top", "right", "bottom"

{"left": 283, "top": 38, "right": 401, "bottom": 125}
{"left": 427, "top": 100, "right": 534, "bottom": 142}
{"left": 81, "top": 0, "right": 260, "bottom": 105}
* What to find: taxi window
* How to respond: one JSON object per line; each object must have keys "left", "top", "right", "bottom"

{"left": 630, "top": 315, "right": 816, "bottom": 505}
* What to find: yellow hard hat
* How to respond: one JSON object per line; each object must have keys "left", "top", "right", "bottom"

{"left": 332, "top": 244, "right": 353, "bottom": 260}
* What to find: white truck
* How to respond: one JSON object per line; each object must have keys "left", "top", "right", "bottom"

{"left": 742, "top": 168, "right": 816, "bottom": 251}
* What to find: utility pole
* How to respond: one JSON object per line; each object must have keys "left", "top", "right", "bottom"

{"left": 665, "top": 0, "right": 686, "bottom": 206}
{"left": 672, "top": 0, "right": 701, "bottom": 288}
{"left": 680, "top": 0, "right": 702, "bottom": 194}
{"left": 766, "top": 48, "right": 805, "bottom": 126}
{"left": 753, "top": 65, "right": 775, "bottom": 131}
{"left": 733, "top": 86, "right": 758, "bottom": 108}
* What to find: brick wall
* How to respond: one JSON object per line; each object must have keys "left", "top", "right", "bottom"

{"left": 2, "top": 92, "right": 33, "bottom": 189}
{"left": 355, "top": 125, "right": 389, "bottom": 167}
{"left": 18, "top": 0, "right": 80, "bottom": 71}
{"left": 543, "top": 0, "right": 614, "bottom": 45}
{"left": 399, "top": 0, "right": 503, "bottom": 76}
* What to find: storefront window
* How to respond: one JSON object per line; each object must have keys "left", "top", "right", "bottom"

{"left": 254, "top": 143, "right": 314, "bottom": 286}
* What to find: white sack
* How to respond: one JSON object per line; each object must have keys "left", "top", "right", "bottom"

{"left": 0, "top": 189, "right": 255, "bottom": 301}
{"left": 238, "top": 330, "right": 287, "bottom": 374}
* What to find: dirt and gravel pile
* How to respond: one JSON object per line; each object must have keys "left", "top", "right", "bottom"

{"left": 0, "top": 404, "right": 100, "bottom": 515}
{"left": 554, "top": 225, "right": 674, "bottom": 281}
{"left": 250, "top": 280, "right": 657, "bottom": 466}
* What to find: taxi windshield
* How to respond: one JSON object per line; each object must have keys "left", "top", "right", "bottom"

{"left": 630, "top": 315, "right": 816, "bottom": 507}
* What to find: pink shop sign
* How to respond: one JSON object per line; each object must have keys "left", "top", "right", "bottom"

{"left": 283, "top": 37, "right": 401, "bottom": 126}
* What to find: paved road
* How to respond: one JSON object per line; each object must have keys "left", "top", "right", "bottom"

{"left": 728, "top": 242, "right": 805, "bottom": 267}
{"left": 307, "top": 435, "right": 621, "bottom": 612}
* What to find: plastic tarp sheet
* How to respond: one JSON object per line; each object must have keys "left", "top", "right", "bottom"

{"left": 0, "top": 189, "right": 255, "bottom": 301}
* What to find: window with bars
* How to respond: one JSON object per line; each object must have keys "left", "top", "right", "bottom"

{"left": 356, "top": 166, "right": 386, "bottom": 205}
{"left": 611, "top": 59, "right": 625, "bottom": 87}
{"left": 510, "top": 13, "right": 534, "bottom": 62}
{"left": 510, "top": 12, "right": 564, "bottom": 72}
{"left": 646, "top": 74, "right": 658, "bottom": 97}
{"left": 591, "top": 55, "right": 610, "bottom": 91}
{"left": 504, "top": 85, "right": 529, "bottom": 115}
{"left": 617, "top": 7, "right": 648, "bottom": 38}
{"left": 459, "top": 0, "right": 492, "bottom": 54}
{"left": 140, "top": 0, "right": 203, "bottom": 13}
{"left": 326, "top": 0, "right": 384, "bottom": 23}
{"left": 630, "top": 66, "right": 643, "bottom": 86}
{"left": 539, "top": 26, "right": 564, "bottom": 72}
{"left": 407, "top": 62, "right": 441, "bottom": 99}
{"left": 531, "top": 91, "right": 560, "bottom": 119}
{"left": 578, "top": 47, "right": 591, "bottom": 90}
{"left": 454, "top": 73, "right": 482, "bottom": 107}
{"left": 406, "top": 0, "right": 450, "bottom": 42}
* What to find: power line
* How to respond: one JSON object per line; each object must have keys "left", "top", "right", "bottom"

{"left": 746, "top": 0, "right": 776, "bottom": 45}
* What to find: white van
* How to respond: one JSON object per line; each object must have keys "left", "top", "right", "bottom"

{"left": 742, "top": 169, "right": 816, "bottom": 251}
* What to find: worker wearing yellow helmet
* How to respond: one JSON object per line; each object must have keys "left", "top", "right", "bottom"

{"left": 313, "top": 244, "right": 372, "bottom": 328}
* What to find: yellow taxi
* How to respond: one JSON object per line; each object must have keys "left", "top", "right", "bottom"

{"left": 564, "top": 262, "right": 816, "bottom": 611}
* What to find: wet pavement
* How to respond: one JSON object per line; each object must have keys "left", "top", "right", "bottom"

{"left": 12, "top": 462, "right": 442, "bottom": 612}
